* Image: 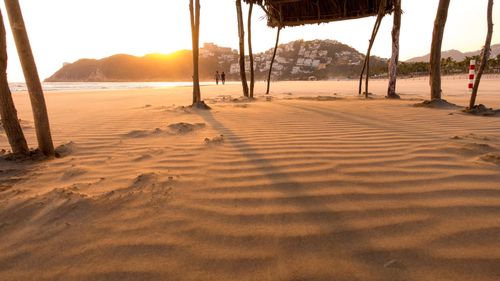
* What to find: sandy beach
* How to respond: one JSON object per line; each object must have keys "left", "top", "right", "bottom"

{"left": 1, "top": 78, "right": 500, "bottom": 281}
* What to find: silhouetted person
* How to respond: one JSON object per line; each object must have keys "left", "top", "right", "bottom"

{"left": 221, "top": 72, "right": 226, "bottom": 85}
{"left": 215, "top": 71, "right": 220, "bottom": 85}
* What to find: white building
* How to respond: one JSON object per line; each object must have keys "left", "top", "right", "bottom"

{"left": 284, "top": 43, "right": 295, "bottom": 52}
{"left": 275, "top": 56, "right": 287, "bottom": 64}
{"left": 200, "top": 50, "right": 214, "bottom": 58}
{"left": 274, "top": 64, "right": 284, "bottom": 71}
{"left": 298, "top": 46, "right": 306, "bottom": 56}
{"left": 230, "top": 63, "right": 240, "bottom": 74}
{"left": 312, "top": 60, "right": 321, "bottom": 68}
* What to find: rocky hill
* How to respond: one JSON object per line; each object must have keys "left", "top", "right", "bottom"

{"left": 406, "top": 44, "right": 500, "bottom": 63}
{"left": 45, "top": 40, "right": 389, "bottom": 82}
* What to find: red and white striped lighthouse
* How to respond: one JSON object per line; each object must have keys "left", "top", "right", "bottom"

{"left": 468, "top": 60, "right": 476, "bottom": 91}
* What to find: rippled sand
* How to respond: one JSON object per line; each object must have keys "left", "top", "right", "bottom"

{"left": 1, "top": 79, "right": 500, "bottom": 281}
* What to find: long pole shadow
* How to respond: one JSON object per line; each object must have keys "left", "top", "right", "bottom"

{"left": 196, "top": 108, "right": 377, "bottom": 253}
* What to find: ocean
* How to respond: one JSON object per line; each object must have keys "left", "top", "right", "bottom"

{"left": 8, "top": 81, "right": 223, "bottom": 92}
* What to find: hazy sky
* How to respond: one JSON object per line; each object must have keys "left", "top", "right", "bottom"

{"left": 1, "top": 0, "right": 499, "bottom": 82}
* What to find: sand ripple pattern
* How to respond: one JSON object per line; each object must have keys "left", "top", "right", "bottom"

{"left": 1, "top": 96, "right": 500, "bottom": 281}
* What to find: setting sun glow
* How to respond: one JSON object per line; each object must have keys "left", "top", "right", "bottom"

{"left": 1, "top": 0, "right": 499, "bottom": 81}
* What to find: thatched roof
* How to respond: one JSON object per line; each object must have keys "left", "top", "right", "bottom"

{"left": 245, "top": 0, "right": 394, "bottom": 27}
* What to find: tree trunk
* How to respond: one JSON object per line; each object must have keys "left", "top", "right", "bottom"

{"left": 429, "top": 0, "right": 451, "bottom": 100}
{"left": 236, "top": 0, "right": 249, "bottom": 97}
{"left": 387, "top": 0, "right": 401, "bottom": 99}
{"left": 0, "top": 8, "right": 29, "bottom": 155}
{"left": 4, "top": 0, "right": 54, "bottom": 156}
{"left": 470, "top": 0, "right": 494, "bottom": 109}
{"left": 189, "top": 0, "right": 201, "bottom": 104}
{"left": 266, "top": 27, "right": 281, "bottom": 95}
{"left": 247, "top": 3, "right": 255, "bottom": 99}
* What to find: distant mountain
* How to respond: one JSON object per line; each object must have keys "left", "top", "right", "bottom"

{"left": 45, "top": 40, "right": 388, "bottom": 82}
{"left": 406, "top": 44, "right": 500, "bottom": 62}
{"left": 46, "top": 51, "right": 196, "bottom": 82}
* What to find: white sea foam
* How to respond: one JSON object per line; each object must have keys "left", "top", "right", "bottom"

{"left": 9, "top": 81, "right": 231, "bottom": 92}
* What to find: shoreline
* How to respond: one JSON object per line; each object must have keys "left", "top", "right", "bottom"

{"left": 9, "top": 74, "right": 500, "bottom": 93}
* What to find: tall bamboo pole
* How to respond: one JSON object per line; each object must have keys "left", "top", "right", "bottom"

{"left": 236, "top": 0, "right": 249, "bottom": 97}
{"left": 4, "top": 0, "right": 54, "bottom": 156}
{"left": 266, "top": 27, "right": 281, "bottom": 95}
{"left": 189, "top": 0, "right": 201, "bottom": 105}
{"left": 469, "top": 0, "right": 494, "bottom": 109}
{"left": 429, "top": 0, "right": 451, "bottom": 100}
{"left": 247, "top": 2, "right": 255, "bottom": 99}
{"left": 387, "top": 0, "right": 401, "bottom": 99}
{"left": 0, "top": 8, "right": 29, "bottom": 155}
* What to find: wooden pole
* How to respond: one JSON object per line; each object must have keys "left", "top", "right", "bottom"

{"left": 236, "top": 0, "right": 249, "bottom": 97}
{"left": 266, "top": 27, "right": 281, "bottom": 95}
{"left": 387, "top": 0, "right": 401, "bottom": 99}
{"left": 469, "top": 0, "right": 494, "bottom": 109}
{"left": 429, "top": 0, "right": 451, "bottom": 100}
{"left": 364, "top": 20, "right": 379, "bottom": 99}
{"left": 247, "top": 3, "right": 255, "bottom": 99}
{"left": 189, "top": 0, "right": 201, "bottom": 105}
{"left": 358, "top": 54, "right": 368, "bottom": 95}
{"left": 4, "top": 0, "right": 54, "bottom": 156}
{"left": 0, "top": 8, "right": 29, "bottom": 155}
{"left": 359, "top": 0, "right": 386, "bottom": 98}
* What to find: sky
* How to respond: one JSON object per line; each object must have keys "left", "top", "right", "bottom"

{"left": 1, "top": 0, "right": 499, "bottom": 82}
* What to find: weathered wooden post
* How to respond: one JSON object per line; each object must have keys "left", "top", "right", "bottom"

{"left": 387, "top": 0, "right": 401, "bottom": 99}
{"left": 0, "top": 8, "right": 29, "bottom": 155}
{"left": 429, "top": 0, "right": 451, "bottom": 100}
{"left": 236, "top": 0, "right": 249, "bottom": 97}
{"left": 469, "top": 0, "right": 494, "bottom": 109}
{"left": 247, "top": 2, "right": 255, "bottom": 98}
{"left": 4, "top": 0, "right": 54, "bottom": 156}
{"left": 189, "top": 0, "right": 202, "bottom": 105}
{"left": 266, "top": 27, "right": 281, "bottom": 95}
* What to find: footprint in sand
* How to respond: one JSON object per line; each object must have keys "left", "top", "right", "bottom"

{"left": 480, "top": 153, "right": 500, "bottom": 166}
{"left": 61, "top": 167, "right": 87, "bottom": 180}
{"left": 124, "top": 128, "right": 163, "bottom": 138}
{"left": 55, "top": 141, "right": 77, "bottom": 158}
{"left": 134, "top": 154, "right": 153, "bottom": 161}
{"left": 168, "top": 122, "right": 206, "bottom": 135}
{"left": 204, "top": 135, "right": 225, "bottom": 145}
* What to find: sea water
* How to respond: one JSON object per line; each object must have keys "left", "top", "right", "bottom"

{"left": 9, "top": 82, "right": 223, "bottom": 92}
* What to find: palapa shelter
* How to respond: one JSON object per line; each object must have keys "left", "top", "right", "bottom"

{"left": 243, "top": 0, "right": 397, "bottom": 98}
{"left": 247, "top": 0, "right": 394, "bottom": 27}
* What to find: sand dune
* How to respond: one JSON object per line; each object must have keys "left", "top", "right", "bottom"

{"left": 1, "top": 79, "right": 500, "bottom": 281}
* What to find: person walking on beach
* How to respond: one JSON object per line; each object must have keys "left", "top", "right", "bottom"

{"left": 215, "top": 71, "right": 220, "bottom": 85}
{"left": 221, "top": 71, "right": 226, "bottom": 85}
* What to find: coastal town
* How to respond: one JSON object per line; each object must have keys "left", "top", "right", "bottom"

{"left": 200, "top": 39, "right": 381, "bottom": 80}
